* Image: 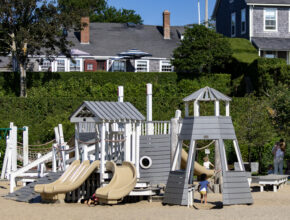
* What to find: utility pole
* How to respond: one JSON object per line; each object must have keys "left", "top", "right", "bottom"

{"left": 198, "top": 0, "right": 201, "bottom": 25}
{"left": 205, "top": 0, "right": 208, "bottom": 27}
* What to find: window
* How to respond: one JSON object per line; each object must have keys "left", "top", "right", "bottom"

{"left": 241, "top": 9, "right": 246, "bottom": 34}
{"left": 135, "top": 60, "right": 148, "bottom": 72}
{"left": 70, "top": 59, "right": 81, "bottom": 71}
{"left": 264, "top": 8, "right": 277, "bottom": 31}
{"left": 87, "top": 63, "right": 93, "bottom": 71}
{"left": 160, "top": 60, "right": 173, "bottom": 72}
{"left": 97, "top": 60, "right": 106, "bottom": 71}
{"left": 264, "top": 51, "right": 276, "bottom": 58}
{"left": 231, "top": 13, "right": 236, "bottom": 37}
{"left": 40, "top": 60, "right": 51, "bottom": 72}
{"left": 112, "top": 61, "right": 126, "bottom": 72}
{"left": 57, "top": 59, "right": 65, "bottom": 72}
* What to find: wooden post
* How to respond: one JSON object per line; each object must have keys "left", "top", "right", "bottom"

{"left": 225, "top": 101, "right": 230, "bottom": 116}
{"left": 146, "top": 83, "right": 154, "bottom": 135}
{"left": 95, "top": 124, "right": 100, "bottom": 161}
{"left": 170, "top": 110, "right": 181, "bottom": 162}
{"left": 118, "top": 86, "right": 124, "bottom": 102}
{"left": 52, "top": 144, "right": 57, "bottom": 172}
{"left": 185, "top": 102, "right": 189, "bottom": 117}
{"left": 81, "top": 144, "right": 88, "bottom": 161}
{"left": 214, "top": 140, "right": 222, "bottom": 193}
{"left": 214, "top": 100, "right": 220, "bottom": 116}
{"left": 135, "top": 122, "right": 141, "bottom": 178}
{"left": 194, "top": 101, "right": 199, "bottom": 116}
{"left": 11, "top": 125, "right": 17, "bottom": 172}
{"left": 74, "top": 123, "right": 80, "bottom": 160}
{"left": 186, "top": 139, "right": 196, "bottom": 181}
{"left": 58, "top": 124, "right": 66, "bottom": 169}
{"left": 37, "top": 153, "right": 41, "bottom": 177}
{"left": 1, "top": 137, "right": 10, "bottom": 179}
{"left": 124, "top": 122, "right": 131, "bottom": 161}
{"left": 100, "top": 122, "right": 106, "bottom": 183}
{"left": 23, "top": 126, "right": 29, "bottom": 166}
{"left": 233, "top": 139, "right": 245, "bottom": 171}
{"left": 131, "top": 123, "right": 136, "bottom": 163}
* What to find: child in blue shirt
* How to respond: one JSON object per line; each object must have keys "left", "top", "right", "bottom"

{"left": 198, "top": 173, "right": 212, "bottom": 205}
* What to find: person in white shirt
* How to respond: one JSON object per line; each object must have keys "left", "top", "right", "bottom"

{"left": 203, "top": 156, "right": 214, "bottom": 169}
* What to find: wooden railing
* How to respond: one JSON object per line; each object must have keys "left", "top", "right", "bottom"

{"left": 141, "top": 121, "right": 171, "bottom": 136}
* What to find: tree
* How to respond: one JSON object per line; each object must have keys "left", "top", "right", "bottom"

{"left": 232, "top": 95, "right": 276, "bottom": 173}
{"left": 172, "top": 25, "right": 232, "bottom": 74}
{"left": 0, "top": 0, "right": 81, "bottom": 97}
{"left": 59, "top": 0, "right": 143, "bottom": 24}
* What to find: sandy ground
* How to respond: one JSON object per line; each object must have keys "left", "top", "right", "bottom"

{"left": 0, "top": 181, "right": 290, "bottom": 220}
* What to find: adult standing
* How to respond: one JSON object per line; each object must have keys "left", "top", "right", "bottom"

{"left": 272, "top": 139, "right": 286, "bottom": 174}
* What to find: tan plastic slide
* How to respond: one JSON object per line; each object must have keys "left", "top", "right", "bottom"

{"left": 95, "top": 161, "right": 137, "bottom": 204}
{"left": 34, "top": 160, "right": 100, "bottom": 202}
{"left": 181, "top": 148, "right": 214, "bottom": 177}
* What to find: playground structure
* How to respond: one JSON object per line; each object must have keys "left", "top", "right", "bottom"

{"left": 2, "top": 84, "right": 253, "bottom": 206}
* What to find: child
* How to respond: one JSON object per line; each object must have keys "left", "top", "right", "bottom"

{"left": 267, "top": 164, "right": 274, "bottom": 174}
{"left": 198, "top": 173, "right": 213, "bottom": 205}
{"left": 84, "top": 193, "right": 98, "bottom": 206}
{"left": 203, "top": 156, "right": 214, "bottom": 170}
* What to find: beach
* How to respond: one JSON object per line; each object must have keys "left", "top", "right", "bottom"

{"left": 0, "top": 181, "right": 289, "bottom": 220}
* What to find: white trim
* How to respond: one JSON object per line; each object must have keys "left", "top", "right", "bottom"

{"left": 159, "top": 60, "right": 173, "bottom": 72}
{"left": 231, "top": 12, "right": 236, "bottom": 37}
{"left": 247, "top": 3, "right": 290, "bottom": 7}
{"left": 250, "top": 6, "right": 253, "bottom": 42}
{"left": 139, "top": 156, "right": 152, "bottom": 169}
{"left": 135, "top": 60, "right": 149, "bottom": 72}
{"left": 264, "top": 8, "right": 278, "bottom": 32}
{"left": 241, "top": 8, "right": 246, "bottom": 35}
{"left": 289, "top": 9, "right": 290, "bottom": 32}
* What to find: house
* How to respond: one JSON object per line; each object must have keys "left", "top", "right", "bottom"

{"left": 26, "top": 10, "right": 184, "bottom": 73}
{"left": 213, "top": 0, "right": 290, "bottom": 64}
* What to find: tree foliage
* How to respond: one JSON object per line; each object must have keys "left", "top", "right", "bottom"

{"left": 0, "top": 0, "right": 81, "bottom": 97}
{"left": 172, "top": 25, "right": 232, "bottom": 74}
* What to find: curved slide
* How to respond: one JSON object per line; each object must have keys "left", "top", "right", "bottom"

{"left": 181, "top": 148, "right": 214, "bottom": 177}
{"left": 95, "top": 161, "right": 137, "bottom": 204}
{"left": 34, "top": 160, "right": 100, "bottom": 202}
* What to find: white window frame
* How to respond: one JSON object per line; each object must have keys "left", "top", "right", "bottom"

{"left": 159, "top": 60, "right": 173, "bottom": 72}
{"left": 264, "top": 8, "right": 278, "bottom": 32}
{"left": 39, "top": 59, "right": 51, "bottom": 72}
{"left": 111, "top": 60, "right": 126, "bottom": 72}
{"left": 56, "top": 59, "right": 66, "bottom": 72}
{"left": 135, "top": 60, "right": 149, "bottom": 72}
{"left": 69, "top": 59, "right": 81, "bottom": 72}
{"left": 87, "top": 63, "right": 93, "bottom": 71}
{"left": 241, "top": 8, "right": 246, "bottom": 34}
{"left": 231, "top": 12, "right": 236, "bottom": 37}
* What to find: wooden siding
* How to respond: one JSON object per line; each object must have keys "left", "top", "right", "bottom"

{"left": 139, "top": 135, "right": 171, "bottom": 185}
{"left": 179, "top": 116, "right": 237, "bottom": 140}
{"left": 163, "top": 170, "right": 189, "bottom": 206}
{"left": 222, "top": 171, "right": 253, "bottom": 205}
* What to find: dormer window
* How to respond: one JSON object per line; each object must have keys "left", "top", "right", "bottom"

{"left": 264, "top": 8, "right": 277, "bottom": 31}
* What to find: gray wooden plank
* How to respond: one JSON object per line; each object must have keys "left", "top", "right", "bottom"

{"left": 224, "top": 172, "right": 247, "bottom": 177}
{"left": 223, "top": 182, "right": 250, "bottom": 188}
{"left": 223, "top": 177, "right": 249, "bottom": 183}
{"left": 223, "top": 198, "right": 253, "bottom": 205}
{"left": 223, "top": 193, "right": 252, "bottom": 199}
{"left": 223, "top": 188, "right": 251, "bottom": 194}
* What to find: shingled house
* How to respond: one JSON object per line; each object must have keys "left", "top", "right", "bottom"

{"left": 213, "top": 0, "right": 290, "bottom": 64}
{"left": 24, "top": 10, "right": 183, "bottom": 73}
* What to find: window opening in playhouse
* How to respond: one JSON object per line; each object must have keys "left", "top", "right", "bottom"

{"left": 140, "top": 156, "right": 152, "bottom": 169}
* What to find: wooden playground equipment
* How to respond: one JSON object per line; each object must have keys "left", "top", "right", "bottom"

{"left": 2, "top": 85, "right": 254, "bottom": 207}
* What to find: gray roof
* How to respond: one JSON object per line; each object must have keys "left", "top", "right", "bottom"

{"left": 246, "top": 0, "right": 290, "bottom": 4}
{"left": 183, "top": 86, "right": 232, "bottom": 102}
{"left": 67, "top": 23, "right": 184, "bottom": 58}
{"left": 70, "top": 101, "right": 145, "bottom": 122}
{"left": 252, "top": 37, "right": 290, "bottom": 50}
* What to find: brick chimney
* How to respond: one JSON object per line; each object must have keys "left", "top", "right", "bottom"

{"left": 163, "top": 10, "right": 170, "bottom": 40}
{"left": 81, "top": 17, "right": 90, "bottom": 44}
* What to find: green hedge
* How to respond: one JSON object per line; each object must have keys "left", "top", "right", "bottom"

{"left": 249, "top": 58, "right": 290, "bottom": 95}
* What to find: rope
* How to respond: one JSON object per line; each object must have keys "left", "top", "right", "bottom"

{"left": 17, "top": 139, "right": 56, "bottom": 147}
{"left": 182, "top": 140, "right": 216, "bottom": 151}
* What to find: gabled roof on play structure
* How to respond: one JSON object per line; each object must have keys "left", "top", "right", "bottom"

{"left": 70, "top": 101, "right": 145, "bottom": 123}
{"left": 183, "top": 86, "right": 232, "bottom": 102}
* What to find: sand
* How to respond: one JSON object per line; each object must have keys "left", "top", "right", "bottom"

{"left": 1, "top": 182, "right": 290, "bottom": 220}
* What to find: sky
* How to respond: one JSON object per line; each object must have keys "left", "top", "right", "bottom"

{"left": 107, "top": 0, "right": 216, "bottom": 26}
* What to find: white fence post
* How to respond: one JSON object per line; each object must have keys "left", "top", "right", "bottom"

{"left": 146, "top": 83, "right": 154, "bottom": 135}
{"left": 23, "top": 126, "right": 29, "bottom": 166}
{"left": 118, "top": 86, "right": 124, "bottom": 102}
{"left": 11, "top": 125, "right": 17, "bottom": 172}
{"left": 52, "top": 144, "right": 57, "bottom": 172}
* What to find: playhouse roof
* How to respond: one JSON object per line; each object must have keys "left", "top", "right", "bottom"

{"left": 183, "top": 86, "right": 232, "bottom": 102}
{"left": 70, "top": 101, "right": 145, "bottom": 123}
